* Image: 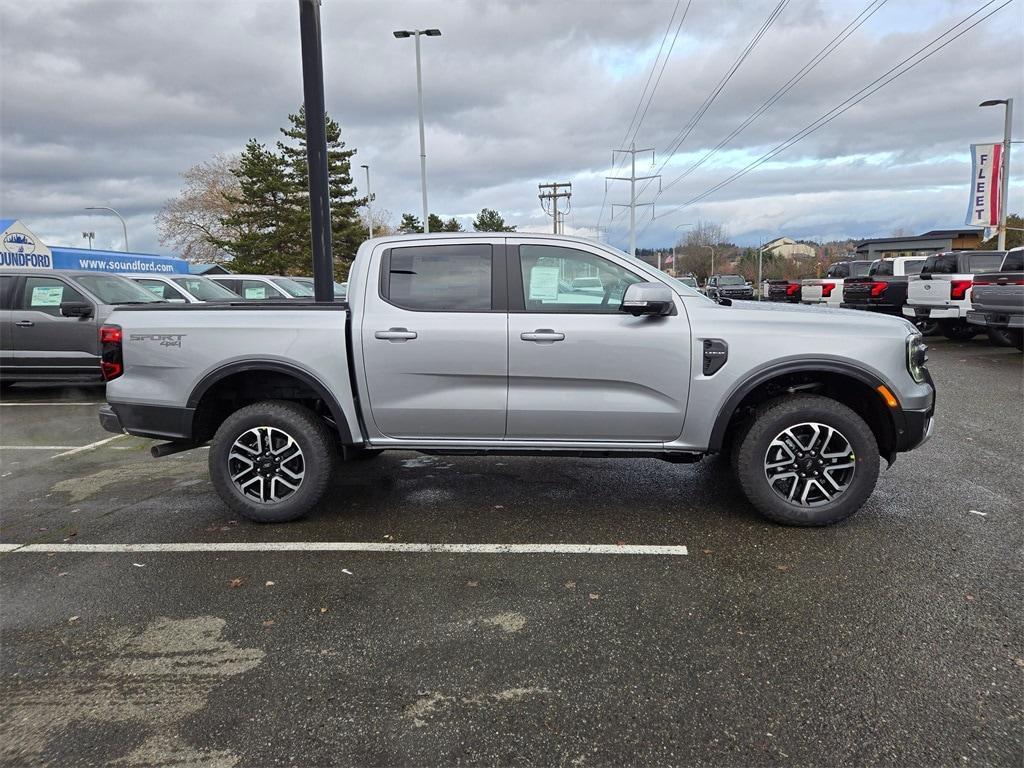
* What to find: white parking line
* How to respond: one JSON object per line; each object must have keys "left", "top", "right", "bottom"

{"left": 50, "top": 435, "right": 125, "bottom": 457}
{"left": 0, "top": 542, "right": 687, "bottom": 556}
{"left": 0, "top": 446, "right": 83, "bottom": 450}
{"left": 0, "top": 402, "right": 103, "bottom": 407}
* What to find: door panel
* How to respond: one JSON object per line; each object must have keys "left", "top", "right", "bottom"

{"left": 11, "top": 276, "right": 99, "bottom": 373}
{"left": 507, "top": 242, "right": 690, "bottom": 442}
{"left": 360, "top": 242, "right": 508, "bottom": 439}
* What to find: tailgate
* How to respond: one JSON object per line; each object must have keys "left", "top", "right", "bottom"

{"left": 842, "top": 278, "right": 872, "bottom": 302}
{"left": 908, "top": 277, "right": 951, "bottom": 305}
{"left": 801, "top": 280, "right": 825, "bottom": 302}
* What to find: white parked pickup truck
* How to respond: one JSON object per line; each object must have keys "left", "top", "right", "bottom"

{"left": 801, "top": 260, "right": 873, "bottom": 306}
{"left": 904, "top": 250, "right": 1005, "bottom": 340}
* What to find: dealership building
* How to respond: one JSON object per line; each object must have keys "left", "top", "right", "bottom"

{"left": 854, "top": 229, "right": 983, "bottom": 260}
{"left": 0, "top": 219, "right": 188, "bottom": 274}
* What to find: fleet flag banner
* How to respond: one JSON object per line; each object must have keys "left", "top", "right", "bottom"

{"left": 965, "top": 143, "right": 1002, "bottom": 228}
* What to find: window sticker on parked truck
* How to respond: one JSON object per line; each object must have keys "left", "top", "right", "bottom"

{"left": 30, "top": 286, "right": 63, "bottom": 306}
{"left": 528, "top": 266, "right": 560, "bottom": 301}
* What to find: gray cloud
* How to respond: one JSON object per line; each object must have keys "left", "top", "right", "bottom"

{"left": 1, "top": 0, "right": 1021, "bottom": 255}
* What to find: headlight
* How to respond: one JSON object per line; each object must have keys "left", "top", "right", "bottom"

{"left": 907, "top": 333, "right": 928, "bottom": 384}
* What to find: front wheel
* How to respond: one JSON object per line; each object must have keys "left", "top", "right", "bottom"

{"left": 209, "top": 400, "right": 335, "bottom": 523}
{"left": 733, "top": 395, "right": 880, "bottom": 526}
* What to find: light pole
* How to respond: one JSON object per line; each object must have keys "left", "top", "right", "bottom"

{"left": 702, "top": 244, "right": 715, "bottom": 277}
{"left": 394, "top": 28, "right": 441, "bottom": 234}
{"left": 85, "top": 207, "right": 128, "bottom": 251}
{"left": 757, "top": 242, "right": 771, "bottom": 301}
{"left": 669, "top": 223, "right": 695, "bottom": 274}
{"left": 361, "top": 164, "right": 374, "bottom": 239}
{"left": 82, "top": 231, "right": 95, "bottom": 249}
{"left": 979, "top": 98, "right": 1013, "bottom": 250}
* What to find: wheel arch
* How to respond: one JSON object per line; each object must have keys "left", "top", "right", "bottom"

{"left": 187, "top": 359, "right": 354, "bottom": 445}
{"left": 709, "top": 360, "right": 902, "bottom": 462}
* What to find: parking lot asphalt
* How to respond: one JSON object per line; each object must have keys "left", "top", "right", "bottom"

{"left": 1, "top": 337, "right": 1021, "bottom": 768}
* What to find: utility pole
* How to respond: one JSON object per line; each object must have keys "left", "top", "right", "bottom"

{"left": 360, "top": 164, "right": 373, "bottom": 239}
{"left": 702, "top": 244, "right": 715, "bottom": 276}
{"left": 606, "top": 144, "right": 660, "bottom": 257}
{"left": 539, "top": 182, "right": 572, "bottom": 234}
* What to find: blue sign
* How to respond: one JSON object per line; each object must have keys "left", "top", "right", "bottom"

{"left": 51, "top": 246, "right": 189, "bottom": 274}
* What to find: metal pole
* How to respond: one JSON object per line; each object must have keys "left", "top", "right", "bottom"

{"left": 414, "top": 32, "right": 430, "bottom": 233}
{"left": 85, "top": 207, "right": 128, "bottom": 251}
{"left": 703, "top": 245, "right": 714, "bottom": 276}
{"left": 998, "top": 98, "right": 1013, "bottom": 250}
{"left": 361, "top": 164, "right": 373, "bottom": 239}
{"left": 552, "top": 194, "right": 558, "bottom": 234}
{"left": 298, "top": 0, "right": 333, "bottom": 303}
{"left": 629, "top": 143, "right": 636, "bottom": 257}
{"left": 757, "top": 243, "right": 764, "bottom": 301}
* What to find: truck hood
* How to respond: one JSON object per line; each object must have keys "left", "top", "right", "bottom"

{"left": 686, "top": 295, "right": 917, "bottom": 337}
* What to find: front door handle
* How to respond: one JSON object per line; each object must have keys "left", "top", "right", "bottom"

{"left": 14, "top": 320, "right": 34, "bottom": 327}
{"left": 521, "top": 329, "right": 565, "bottom": 342}
{"left": 375, "top": 327, "right": 417, "bottom": 341}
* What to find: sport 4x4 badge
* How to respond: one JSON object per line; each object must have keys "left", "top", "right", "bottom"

{"left": 129, "top": 333, "right": 186, "bottom": 347}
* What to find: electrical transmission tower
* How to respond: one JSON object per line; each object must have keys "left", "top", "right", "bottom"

{"left": 606, "top": 144, "right": 661, "bottom": 256}
{"left": 539, "top": 182, "right": 572, "bottom": 234}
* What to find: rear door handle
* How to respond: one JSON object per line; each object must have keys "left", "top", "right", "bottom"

{"left": 520, "top": 329, "right": 565, "bottom": 342}
{"left": 14, "top": 320, "right": 34, "bottom": 327}
{"left": 375, "top": 327, "right": 417, "bottom": 341}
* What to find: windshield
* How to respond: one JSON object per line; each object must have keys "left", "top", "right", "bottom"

{"left": 171, "top": 276, "right": 240, "bottom": 300}
{"left": 76, "top": 273, "right": 163, "bottom": 304}
{"left": 292, "top": 277, "right": 348, "bottom": 296}
{"left": 271, "top": 277, "right": 315, "bottom": 297}
{"left": 719, "top": 275, "right": 745, "bottom": 285}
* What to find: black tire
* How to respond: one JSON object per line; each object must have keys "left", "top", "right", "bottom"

{"left": 1011, "top": 329, "right": 1024, "bottom": 352}
{"left": 209, "top": 400, "right": 334, "bottom": 523}
{"left": 941, "top": 321, "right": 979, "bottom": 341}
{"left": 986, "top": 326, "right": 1016, "bottom": 348}
{"left": 733, "top": 394, "right": 880, "bottom": 526}
{"left": 914, "top": 319, "right": 939, "bottom": 336}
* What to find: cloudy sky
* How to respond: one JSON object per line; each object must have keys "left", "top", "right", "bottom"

{"left": 1, "top": 0, "right": 1021, "bottom": 256}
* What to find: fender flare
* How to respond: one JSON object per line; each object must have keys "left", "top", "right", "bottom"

{"left": 707, "top": 359, "right": 898, "bottom": 453}
{"left": 187, "top": 359, "right": 354, "bottom": 444}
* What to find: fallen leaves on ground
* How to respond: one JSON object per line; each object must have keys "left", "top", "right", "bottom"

{"left": 228, "top": 578, "right": 243, "bottom": 588}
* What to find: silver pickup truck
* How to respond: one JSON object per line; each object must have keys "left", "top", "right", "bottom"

{"left": 98, "top": 233, "right": 935, "bottom": 526}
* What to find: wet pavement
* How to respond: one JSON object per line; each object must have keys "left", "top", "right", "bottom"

{"left": 1, "top": 337, "right": 1021, "bottom": 767}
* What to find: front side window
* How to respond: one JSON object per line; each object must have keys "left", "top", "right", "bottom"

{"left": 240, "top": 280, "right": 285, "bottom": 300}
{"left": 384, "top": 244, "right": 492, "bottom": 311}
{"left": 518, "top": 245, "right": 642, "bottom": 312}
{"left": 75, "top": 274, "right": 161, "bottom": 304}
{"left": 137, "top": 279, "right": 187, "bottom": 301}
{"left": 20, "top": 277, "right": 88, "bottom": 316}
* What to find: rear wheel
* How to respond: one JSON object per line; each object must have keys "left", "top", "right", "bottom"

{"left": 987, "top": 326, "right": 1017, "bottom": 347}
{"left": 734, "top": 395, "right": 880, "bottom": 526}
{"left": 209, "top": 400, "right": 334, "bottom": 523}
{"left": 941, "top": 321, "right": 980, "bottom": 341}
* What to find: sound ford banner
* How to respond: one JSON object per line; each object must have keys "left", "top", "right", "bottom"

{"left": 965, "top": 143, "right": 1002, "bottom": 228}
{"left": 0, "top": 219, "right": 188, "bottom": 273}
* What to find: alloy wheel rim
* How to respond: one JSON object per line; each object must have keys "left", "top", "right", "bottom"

{"left": 763, "top": 422, "right": 856, "bottom": 507}
{"left": 228, "top": 426, "right": 305, "bottom": 503}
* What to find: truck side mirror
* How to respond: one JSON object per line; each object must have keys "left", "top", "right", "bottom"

{"left": 620, "top": 282, "right": 673, "bottom": 316}
{"left": 60, "top": 301, "right": 94, "bottom": 318}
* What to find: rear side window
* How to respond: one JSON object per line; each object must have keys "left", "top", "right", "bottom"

{"left": 20, "top": 276, "right": 88, "bottom": 316}
{"left": 1002, "top": 251, "right": 1023, "bottom": 271}
{"left": 920, "top": 253, "right": 958, "bottom": 275}
{"left": 383, "top": 244, "right": 493, "bottom": 311}
{"left": 967, "top": 253, "right": 1004, "bottom": 273}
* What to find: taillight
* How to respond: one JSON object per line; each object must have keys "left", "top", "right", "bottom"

{"left": 869, "top": 281, "right": 887, "bottom": 297}
{"left": 820, "top": 282, "right": 835, "bottom": 297}
{"left": 786, "top": 283, "right": 800, "bottom": 296}
{"left": 99, "top": 324, "right": 123, "bottom": 381}
{"left": 950, "top": 279, "right": 972, "bottom": 300}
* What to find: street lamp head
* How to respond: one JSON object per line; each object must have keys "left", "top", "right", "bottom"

{"left": 979, "top": 99, "right": 1008, "bottom": 107}
{"left": 360, "top": 164, "right": 369, "bottom": 170}
{"left": 393, "top": 30, "right": 412, "bottom": 38}
{"left": 423, "top": 28, "right": 441, "bottom": 36}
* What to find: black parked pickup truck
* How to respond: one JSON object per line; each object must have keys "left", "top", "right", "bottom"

{"left": 767, "top": 279, "right": 802, "bottom": 303}
{"left": 841, "top": 256, "right": 926, "bottom": 316}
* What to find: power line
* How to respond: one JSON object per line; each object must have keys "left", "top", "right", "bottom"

{"left": 607, "top": 145, "right": 661, "bottom": 256}
{"left": 637, "top": 0, "right": 790, "bottom": 199}
{"left": 657, "top": 0, "right": 888, "bottom": 198}
{"left": 539, "top": 182, "right": 572, "bottom": 234}
{"left": 655, "top": 0, "right": 1011, "bottom": 222}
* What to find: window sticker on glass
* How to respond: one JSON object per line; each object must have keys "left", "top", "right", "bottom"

{"left": 244, "top": 287, "right": 266, "bottom": 299}
{"left": 143, "top": 283, "right": 165, "bottom": 297}
{"left": 528, "top": 266, "right": 560, "bottom": 301}
{"left": 31, "top": 286, "right": 64, "bottom": 306}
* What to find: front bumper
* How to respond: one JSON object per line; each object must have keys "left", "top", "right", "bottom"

{"left": 894, "top": 368, "right": 935, "bottom": 453}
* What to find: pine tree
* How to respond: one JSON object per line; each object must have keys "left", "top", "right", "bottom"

{"left": 278, "top": 106, "right": 366, "bottom": 278}
{"left": 473, "top": 208, "right": 516, "bottom": 232}
{"left": 213, "top": 140, "right": 300, "bottom": 274}
{"left": 400, "top": 213, "right": 423, "bottom": 233}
